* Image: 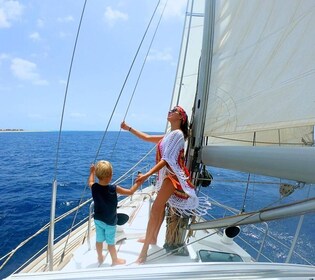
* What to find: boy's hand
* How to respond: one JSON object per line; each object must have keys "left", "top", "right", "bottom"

{"left": 135, "top": 173, "right": 149, "bottom": 185}
{"left": 90, "top": 164, "right": 95, "bottom": 173}
{"left": 88, "top": 164, "right": 95, "bottom": 188}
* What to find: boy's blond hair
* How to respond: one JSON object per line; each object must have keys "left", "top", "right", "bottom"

{"left": 95, "top": 160, "right": 113, "bottom": 180}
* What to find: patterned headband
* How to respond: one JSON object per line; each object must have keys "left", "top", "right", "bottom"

{"left": 176, "top": 106, "right": 187, "bottom": 124}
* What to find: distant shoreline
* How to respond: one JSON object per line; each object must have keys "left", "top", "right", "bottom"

{"left": 0, "top": 129, "right": 162, "bottom": 133}
{"left": 0, "top": 129, "right": 49, "bottom": 133}
{"left": 0, "top": 129, "right": 25, "bottom": 132}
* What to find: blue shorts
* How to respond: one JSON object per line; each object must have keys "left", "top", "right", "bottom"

{"left": 94, "top": 219, "right": 116, "bottom": 245}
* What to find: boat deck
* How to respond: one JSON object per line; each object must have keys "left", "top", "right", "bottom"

{"left": 7, "top": 187, "right": 315, "bottom": 279}
{"left": 11, "top": 186, "right": 249, "bottom": 273}
{"left": 64, "top": 187, "right": 200, "bottom": 269}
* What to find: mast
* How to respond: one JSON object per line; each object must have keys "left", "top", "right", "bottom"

{"left": 187, "top": 0, "right": 215, "bottom": 174}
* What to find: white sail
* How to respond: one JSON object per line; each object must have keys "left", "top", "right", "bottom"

{"left": 182, "top": 0, "right": 315, "bottom": 183}
{"left": 205, "top": 0, "right": 315, "bottom": 146}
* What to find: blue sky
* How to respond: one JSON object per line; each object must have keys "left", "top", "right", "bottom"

{"left": 0, "top": 0, "right": 187, "bottom": 132}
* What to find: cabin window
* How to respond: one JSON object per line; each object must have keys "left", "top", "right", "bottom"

{"left": 198, "top": 250, "right": 243, "bottom": 262}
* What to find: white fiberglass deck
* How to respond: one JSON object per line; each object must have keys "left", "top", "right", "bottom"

{"left": 63, "top": 187, "right": 197, "bottom": 270}
{"left": 7, "top": 186, "right": 315, "bottom": 279}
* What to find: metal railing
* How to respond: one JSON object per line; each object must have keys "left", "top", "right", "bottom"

{"left": 199, "top": 191, "right": 313, "bottom": 266}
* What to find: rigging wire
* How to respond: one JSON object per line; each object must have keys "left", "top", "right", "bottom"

{"left": 93, "top": 0, "right": 162, "bottom": 163}
{"left": 109, "top": 0, "right": 169, "bottom": 160}
{"left": 241, "top": 132, "right": 256, "bottom": 213}
{"left": 121, "top": 1, "right": 168, "bottom": 123}
{"left": 133, "top": 194, "right": 314, "bottom": 265}
{"left": 59, "top": 0, "right": 164, "bottom": 263}
{"left": 49, "top": 0, "right": 88, "bottom": 266}
{"left": 53, "top": 0, "right": 87, "bottom": 181}
{"left": 65, "top": 0, "right": 164, "bottom": 237}
{"left": 175, "top": 0, "right": 195, "bottom": 105}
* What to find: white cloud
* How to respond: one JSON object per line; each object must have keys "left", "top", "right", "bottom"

{"left": 37, "top": 19, "right": 44, "bottom": 28}
{"left": 0, "top": 53, "right": 9, "bottom": 60}
{"left": 104, "top": 6, "right": 128, "bottom": 26}
{"left": 0, "top": 0, "right": 24, "bottom": 28}
{"left": 70, "top": 112, "right": 86, "bottom": 118}
{"left": 0, "top": 53, "right": 9, "bottom": 68}
{"left": 57, "top": 15, "right": 74, "bottom": 23}
{"left": 59, "top": 31, "right": 66, "bottom": 38}
{"left": 159, "top": 0, "right": 187, "bottom": 19}
{"left": 10, "top": 58, "right": 48, "bottom": 85}
{"left": 147, "top": 49, "right": 173, "bottom": 62}
{"left": 29, "top": 32, "right": 41, "bottom": 41}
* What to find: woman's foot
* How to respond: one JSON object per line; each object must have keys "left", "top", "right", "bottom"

{"left": 137, "top": 238, "right": 157, "bottom": 245}
{"left": 111, "top": 258, "right": 126, "bottom": 266}
{"left": 136, "top": 254, "right": 147, "bottom": 264}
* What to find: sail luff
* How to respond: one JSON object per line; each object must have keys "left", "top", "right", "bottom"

{"left": 189, "top": 197, "right": 315, "bottom": 231}
{"left": 202, "top": 145, "right": 315, "bottom": 183}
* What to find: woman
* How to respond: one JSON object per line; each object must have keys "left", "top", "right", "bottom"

{"left": 121, "top": 105, "right": 200, "bottom": 263}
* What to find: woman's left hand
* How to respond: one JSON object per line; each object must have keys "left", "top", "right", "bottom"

{"left": 135, "top": 173, "right": 149, "bottom": 185}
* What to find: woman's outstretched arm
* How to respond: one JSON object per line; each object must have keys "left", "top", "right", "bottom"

{"left": 121, "top": 121, "right": 164, "bottom": 144}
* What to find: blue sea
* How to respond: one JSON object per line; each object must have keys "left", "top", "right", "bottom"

{"left": 0, "top": 131, "right": 314, "bottom": 278}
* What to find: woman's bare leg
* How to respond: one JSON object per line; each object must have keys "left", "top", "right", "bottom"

{"left": 137, "top": 206, "right": 165, "bottom": 244}
{"left": 137, "top": 179, "right": 175, "bottom": 263}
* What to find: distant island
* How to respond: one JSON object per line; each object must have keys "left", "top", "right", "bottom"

{"left": 0, "top": 129, "right": 24, "bottom": 132}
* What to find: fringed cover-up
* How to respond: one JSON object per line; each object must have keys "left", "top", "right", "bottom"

{"left": 155, "top": 129, "right": 210, "bottom": 215}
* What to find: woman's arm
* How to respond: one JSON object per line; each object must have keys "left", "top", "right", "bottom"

{"left": 135, "top": 159, "right": 167, "bottom": 185}
{"left": 121, "top": 121, "right": 163, "bottom": 144}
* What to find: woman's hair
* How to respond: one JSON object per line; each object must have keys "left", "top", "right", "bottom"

{"left": 180, "top": 119, "right": 189, "bottom": 140}
{"left": 176, "top": 106, "right": 189, "bottom": 140}
{"left": 95, "top": 160, "right": 113, "bottom": 180}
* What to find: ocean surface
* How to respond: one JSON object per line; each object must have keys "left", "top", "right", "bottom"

{"left": 0, "top": 131, "right": 314, "bottom": 278}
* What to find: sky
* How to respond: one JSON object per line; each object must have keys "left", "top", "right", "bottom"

{"left": 0, "top": 0, "right": 187, "bottom": 132}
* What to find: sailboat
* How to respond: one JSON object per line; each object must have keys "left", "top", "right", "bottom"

{"left": 2, "top": 0, "right": 315, "bottom": 279}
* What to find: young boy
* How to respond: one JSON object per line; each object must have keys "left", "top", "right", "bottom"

{"left": 89, "top": 160, "right": 141, "bottom": 266}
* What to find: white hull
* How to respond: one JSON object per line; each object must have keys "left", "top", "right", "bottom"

{"left": 7, "top": 263, "right": 315, "bottom": 280}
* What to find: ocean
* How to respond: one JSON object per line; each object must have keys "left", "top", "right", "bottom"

{"left": 0, "top": 131, "right": 314, "bottom": 278}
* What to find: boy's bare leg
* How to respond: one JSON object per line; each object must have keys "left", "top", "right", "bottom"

{"left": 96, "top": 242, "right": 105, "bottom": 264}
{"left": 108, "top": 244, "right": 126, "bottom": 266}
